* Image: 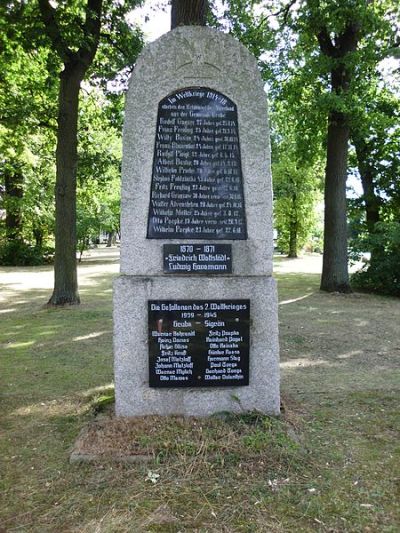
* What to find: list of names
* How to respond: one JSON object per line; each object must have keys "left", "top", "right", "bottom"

{"left": 147, "top": 88, "right": 247, "bottom": 240}
{"left": 148, "top": 300, "right": 250, "bottom": 387}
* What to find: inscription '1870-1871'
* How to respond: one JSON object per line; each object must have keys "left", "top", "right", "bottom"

{"left": 147, "top": 88, "right": 247, "bottom": 240}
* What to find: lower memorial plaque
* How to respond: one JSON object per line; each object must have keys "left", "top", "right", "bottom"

{"left": 148, "top": 299, "right": 250, "bottom": 387}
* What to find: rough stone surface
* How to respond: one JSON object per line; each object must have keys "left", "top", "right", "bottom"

{"left": 114, "top": 26, "right": 280, "bottom": 417}
{"left": 121, "top": 26, "right": 273, "bottom": 277}
{"left": 114, "top": 276, "right": 280, "bottom": 416}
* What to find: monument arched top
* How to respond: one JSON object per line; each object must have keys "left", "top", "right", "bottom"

{"left": 127, "top": 26, "right": 266, "bottom": 109}
{"left": 121, "top": 25, "right": 273, "bottom": 276}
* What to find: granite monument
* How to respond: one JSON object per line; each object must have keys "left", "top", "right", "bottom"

{"left": 114, "top": 26, "right": 280, "bottom": 416}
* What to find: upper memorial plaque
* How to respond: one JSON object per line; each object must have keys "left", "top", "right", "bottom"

{"left": 147, "top": 88, "right": 247, "bottom": 240}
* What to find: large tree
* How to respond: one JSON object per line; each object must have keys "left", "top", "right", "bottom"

{"left": 222, "top": 0, "right": 398, "bottom": 292}
{"left": 36, "top": 0, "right": 142, "bottom": 305}
{"left": 313, "top": 11, "right": 359, "bottom": 292}
{"left": 171, "top": 0, "right": 209, "bottom": 29}
{"left": 38, "top": 0, "right": 103, "bottom": 305}
{"left": 0, "top": 1, "right": 58, "bottom": 256}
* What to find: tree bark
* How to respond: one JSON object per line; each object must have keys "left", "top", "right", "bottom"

{"left": 48, "top": 64, "right": 83, "bottom": 305}
{"left": 4, "top": 171, "right": 23, "bottom": 241}
{"left": 288, "top": 228, "right": 298, "bottom": 257}
{"left": 352, "top": 132, "right": 383, "bottom": 265}
{"left": 288, "top": 195, "right": 298, "bottom": 258}
{"left": 106, "top": 231, "right": 116, "bottom": 247}
{"left": 352, "top": 134, "right": 381, "bottom": 234}
{"left": 33, "top": 227, "right": 44, "bottom": 249}
{"left": 320, "top": 111, "right": 351, "bottom": 292}
{"left": 39, "top": 0, "right": 102, "bottom": 305}
{"left": 317, "top": 24, "right": 359, "bottom": 293}
{"left": 171, "top": 0, "right": 208, "bottom": 29}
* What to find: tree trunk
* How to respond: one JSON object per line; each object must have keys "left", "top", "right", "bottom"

{"left": 38, "top": 0, "right": 103, "bottom": 305}
{"left": 288, "top": 228, "right": 298, "bottom": 258}
{"left": 48, "top": 64, "right": 83, "bottom": 305}
{"left": 288, "top": 197, "right": 298, "bottom": 258}
{"left": 352, "top": 133, "right": 383, "bottom": 265}
{"left": 352, "top": 135, "right": 381, "bottom": 234}
{"left": 171, "top": 0, "right": 208, "bottom": 29}
{"left": 33, "top": 226, "right": 44, "bottom": 249}
{"left": 4, "top": 171, "right": 23, "bottom": 241}
{"left": 106, "top": 231, "right": 115, "bottom": 247}
{"left": 320, "top": 111, "right": 352, "bottom": 292}
{"left": 316, "top": 23, "right": 359, "bottom": 293}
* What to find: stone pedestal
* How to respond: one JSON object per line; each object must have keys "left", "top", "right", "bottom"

{"left": 114, "top": 276, "right": 279, "bottom": 416}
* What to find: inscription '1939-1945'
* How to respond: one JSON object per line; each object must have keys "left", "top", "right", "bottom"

{"left": 147, "top": 87, "right": 247, "bottom": 240}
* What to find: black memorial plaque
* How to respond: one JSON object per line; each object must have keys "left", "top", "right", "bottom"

{"left": 163, "top": 244, "right": 232, "bottom": 274}
{"left": 147, "top": 87, "right": 247, "bottom": 240}
{"left": 148, "top": 300, "right": 250, "bottom": 387}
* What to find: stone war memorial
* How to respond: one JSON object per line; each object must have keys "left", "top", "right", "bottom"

{"left": 114, "top": 26, "right": 280, "bottom": 417}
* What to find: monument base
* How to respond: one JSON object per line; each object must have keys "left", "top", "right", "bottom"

{"left": 114, "top": 275, "right": 280, "bottom": 417}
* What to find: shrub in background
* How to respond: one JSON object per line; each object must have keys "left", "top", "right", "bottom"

{"left": 351, "top": 222, "right": 400, "bottom": 296}
{"left": 0, "top": 240, "right": 54, "bottom": 266}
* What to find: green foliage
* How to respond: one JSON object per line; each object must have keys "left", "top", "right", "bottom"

{"left": 0, "top": 240, "right": 54, "bottom": 266}
{"left": 271, "top": 110, "right": 324, "bottom": 257}
{"left": 0, "top": 131, "right": 56, "bottom": 248}
{"left": 222, "top": 0, "right": 399, "bottom": 280}
{"left": 273, "top": 157, "right": 322, "bottom": 256}
{"left": 0, "top": 0, "right": 139, "bottom": 270}
{"left": 75, "top": 89, "right": 122, "bottom": 256}
{"left": 351, "top": 222, "right": 400, "bottom": 296}
{"left": 215, "top": 0, "right": 277, "bottom": 70}
{"left": 90, "top": 0, "right": 144, "bottom": 90}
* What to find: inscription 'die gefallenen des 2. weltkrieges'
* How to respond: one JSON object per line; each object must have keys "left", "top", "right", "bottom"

{"left": 147, "top": 88, "right": 247, "bottom": 239}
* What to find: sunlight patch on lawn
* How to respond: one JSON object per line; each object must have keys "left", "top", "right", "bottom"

{"left": 11, "top": 398, "right": 85, "bottom": 418}
{"left": 353, "top": 318, "right": 370, "bottom": 327}
{"left": 337, "top": 350, "right": 364, "bottom": 359}
{"left": 5, "top": 340, "right": 35, "bottom": 349}
{"left": 73, "top": 331, "right": 109, "bottom": 341}
{"left": 279, "top": 293, "right": 315, "bottom": 305}
{"left": 280, "top": 358, "right": 330, "bottom": 368}
{"left": 81, "top": 383, "right": 114, "bottom": 397}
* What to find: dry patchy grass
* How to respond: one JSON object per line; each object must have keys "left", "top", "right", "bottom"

{"left": 1, "top": 253, "right": 399, "bottom": 532}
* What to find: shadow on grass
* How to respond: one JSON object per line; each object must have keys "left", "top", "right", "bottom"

{"left": 2, "top": 268, "right": 399, "bottom": 409}
{"left": 0, "top": 271, "right": 118, "bottom": 411}
{"left": 1, "top": 265, "right": 399, "bottom": 532}
{"left": 276, "top": 273, "right": 400, "bottom": 396}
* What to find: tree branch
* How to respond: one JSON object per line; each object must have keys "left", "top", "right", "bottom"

{"left": 100, "top": 31, "right": 127, "bottom": 59}
{"left": 37, "top": 0, "right": 72, "bottom": 64}
{"left": 317, "top": 27, "right": 336, "bottom": 57}
{"left": 78, "top": 0, "right": 103, "bottom": 67}
{"left": 274, "top": 0, "right": 298, "bottom": 25}
{"left": 336, "top": 21, "right": 360, "bottom": 54}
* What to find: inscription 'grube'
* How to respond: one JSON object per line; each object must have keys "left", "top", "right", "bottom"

{"left": 147, "top": 88, "right": 247, "bottom": 239}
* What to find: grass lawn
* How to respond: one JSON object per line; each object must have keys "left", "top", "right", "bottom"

{"left": 1, "top": 250, "right": 399, "bottom": 532}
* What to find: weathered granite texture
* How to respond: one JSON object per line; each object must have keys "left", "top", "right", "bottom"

{"left": 114, "top": 276, "right": 280, "bottom": 416}
{"left": 121, "top": 26, "right": 273, "bottom": 277}
{"left": 114, "top": 26, "right": 280, "bottom": 417}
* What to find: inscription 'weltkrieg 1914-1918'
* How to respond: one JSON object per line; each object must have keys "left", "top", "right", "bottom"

{"left": 147, "top": 88, "right": 247, "bottom": 240}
